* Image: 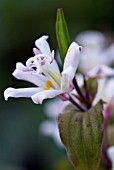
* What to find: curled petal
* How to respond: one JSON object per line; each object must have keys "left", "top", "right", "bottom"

{"left": 85, "top": 65, "right": 114, "bottom": 79}
{"left": 35, "top": 36, "right": 60, "bottom": 72}
{"left": 13, "top": 62, "right": 48, "bottom": 87}
{"left": 61, "top": 66, "right": 75, "bottom": 92}
{"left": 4, "top": 87, "right": 43, "bottom": 100}
{"left": 33, "top": 48, "right": 42, "bottom": 55}
{"left": 63, "top": 42, "right": 82, "bottom": 71}
{"left": 31, "top": 89, "right": 62, "bottom": 104}
{"left": 35, "top": 35, "right": 52, "bottom": 56}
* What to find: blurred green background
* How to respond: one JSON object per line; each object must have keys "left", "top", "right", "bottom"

{"left": 0, "top": 0, "right": 114, "bottom": 169}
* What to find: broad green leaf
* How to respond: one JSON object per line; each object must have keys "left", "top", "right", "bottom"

{"left": 58, "top": 101, "right": 104, "bottom": 170}
{"left": 56, "top": 8, "right": 71, "bottom": 63}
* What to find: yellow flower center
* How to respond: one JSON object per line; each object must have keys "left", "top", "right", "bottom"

{"left": 44, "top": 80, "right": 53, "bottom": 90}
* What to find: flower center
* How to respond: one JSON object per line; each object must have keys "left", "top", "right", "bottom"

{"left": 26, "top": 54, "right": 51, "bottom": 74}
{"left": 26, "top": 55, "right": 61, "bottom": 89}
{"left": 44, "top": 80, "right": 53, "bottom": 90}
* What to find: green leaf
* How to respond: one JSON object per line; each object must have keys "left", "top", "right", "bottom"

{"left": 58, "top": 101, "right": 104, "bottom": 170}
{"left": 56, "top": 8, "right": 71, "bottom": 63}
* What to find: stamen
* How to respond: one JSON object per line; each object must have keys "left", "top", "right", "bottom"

{"left": 79, "top": 46, "right": 82, "bottom": 52}
{"left": 33, "top": 48, "right": 41, "bottom": 55}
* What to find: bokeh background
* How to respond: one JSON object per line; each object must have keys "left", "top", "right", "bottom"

{"left": 0, "top": 0, "right": 114, "bottom": 169}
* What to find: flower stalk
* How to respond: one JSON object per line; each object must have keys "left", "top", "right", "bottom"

{"left": 69, "top": 95, "right": 86, "bottom": 112}
{"left": 72, "top": 77, "right": 91, "bottom": 109}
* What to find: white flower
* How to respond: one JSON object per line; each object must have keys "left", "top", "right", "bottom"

{"left": 4, "top": 35, "right": 82, "bottom": 104}
{"left": 107, "top": 146, "right": 114, "bottom": 170}
{"left": 75, "top": 30, "right": 114, "bottom": 73}
{"left": 86, "top": 65, "right": 114, "bottom": 103}
{"left": 75, "top": 30, "right": 114, "bottom": 116}
{"left": 86, "top": 64, "right": 114, "bottom": 119}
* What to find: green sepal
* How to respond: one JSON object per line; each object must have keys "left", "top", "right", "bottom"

{"left": 80, "top": 78, "right": 98, "bottom": 104}
{"left": 58, "top": 101, "right": 104, "bottom": 170}
{"left": 56, "top": 8, "right": 71, "bottom": 63}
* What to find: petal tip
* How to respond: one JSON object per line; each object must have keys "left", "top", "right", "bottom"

{"left": 31, "top": 96, "right": 41, "bottom": 104}
{"left": 4, "top": 87, "right": 13, "bottom": 101}
{"left": 35, "top": 35, "right": 49, "bottom": 44}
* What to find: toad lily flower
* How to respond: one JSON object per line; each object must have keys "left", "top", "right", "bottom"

{"left": 85, "top": 64, "right": 114, "bottom": 119}
{"left": 4, "top": 35, "right": 82, "bottom": 104}
{"left": 75, "top": 30, "right": 114, "bottom": 73}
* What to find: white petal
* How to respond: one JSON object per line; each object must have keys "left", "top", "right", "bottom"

{"left": 107, "top": 146, "right": 114, "bottom": 169}
{"left": 75, "top": 31, "right": 107, "bottom": 73}
{"left": 33, "top": 47, "right": 41, "bottom": 55}
{"left": 75, "top": 74, "right": 84, "bottom": 87}
{"left": 13, "top": 62, "right": 48, "bottom": 87}
{"left": 104, "top": 78, "right": 114, "bottom": 101}
{"left": 39, "top": 120, "right": 64, "bottom": 147}
{"left": 63, "top": 42, "right": 82, "bottom": 71}
{"left": 40, "top": 120, "right": 56, "bottom": 135}
{"left": 44, "top": 98, "right": 70, "bottom": 118}
{"left": 93, "top": 79, "right": 106, "bottom": 106}
{"left": 50, "top": 59, "right": 60, "bottom": 73}
{"left": 100, "top": 43, "right": 114, "bottom": 65}
{"left": 75, "top": 30, "right": 105, "bottom": 46}
{"left": 78, "top": 45, "right": 103, "bottom": 73}
{"left": 4, "top": 87, "right": 43, "bottom": 100}
{"left": 43, "top": 64, "right": 61, "bottom": 89}
{"left": 50, "top": 51, "right": 60, "bottom": 72}
{"left": 85, "top": 65, "right": 114, "bottom": 79}
{"left": 35, "top": 36, "right": 60, "bottom": 72}
{"left": 31, "top": 89, "right": 62, "bottom": 104}
{"left": 35, "top": 35, "right": 52, "bottom": 56}
{"left": 61, "top": 66, "right": 75, "bottom": 92}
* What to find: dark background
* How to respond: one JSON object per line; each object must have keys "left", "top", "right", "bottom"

{"left": 0, "top": 0, "right": 114, "bottom": 169}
